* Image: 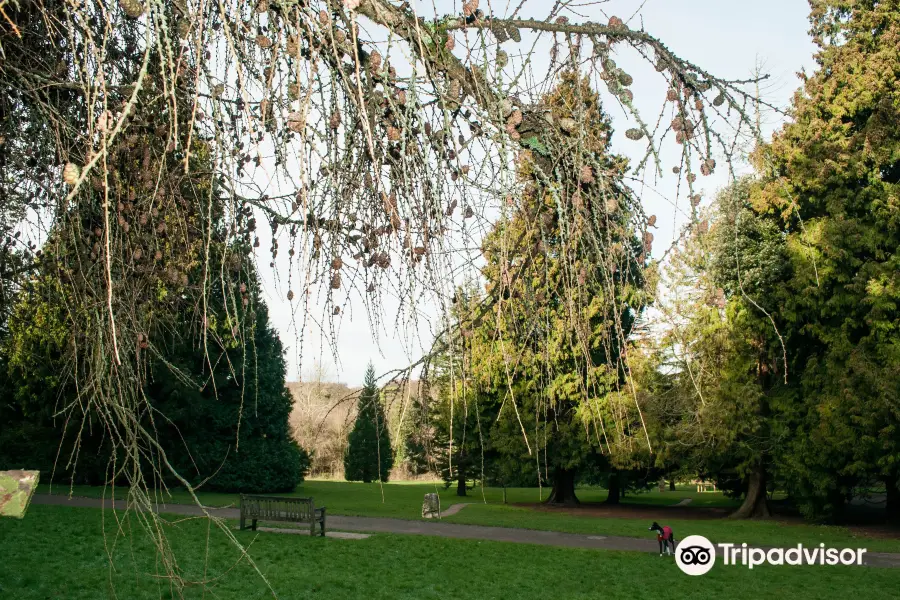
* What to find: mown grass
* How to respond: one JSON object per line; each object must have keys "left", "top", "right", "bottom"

{"left": 446, "top": 504, "right": 900, "bottom": 552}
{"left": 1, "top": 504, "right": 895, "bottom": 600}
{"left": 36, "top": 480, "right": 900, "bottom": 552}
{"left": 37, "top": 479, "right": 740, "bottom": 516}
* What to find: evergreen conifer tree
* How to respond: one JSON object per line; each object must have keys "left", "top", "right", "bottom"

{"left": 344, "top": 363, "right": 393, "bottom": 483}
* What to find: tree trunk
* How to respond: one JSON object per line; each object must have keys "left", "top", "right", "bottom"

{"left": 605, "top": 471, "right": 621, "bottom": 505}
{"left": 730, "top": 465, "right": 771, "bottom": 519}
{"left": 669, "top": 479, "right": 676, "bottom": 492}
{"left": 546, "top": 468, "right": 579, "bottom": 505}
{"left": 885, "top": 476, "right": 900, "bottom": 524}
{"left": 456, "top": 464, "right": 467, "bottom": 497}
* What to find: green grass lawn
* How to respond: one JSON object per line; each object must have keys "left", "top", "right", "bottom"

{"left": 1, "top": 504, "right": 895, "bottom": 600}
{"left": 36, "top": 480, "right": 900, "bottom": 552}
{"left": 446, "top": 504, "right": 900, "bottom": 552}
{"left": 36, "top": 479, "right": 739, "bottom": 516}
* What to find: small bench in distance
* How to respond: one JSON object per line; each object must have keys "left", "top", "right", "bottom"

{"left": 239, "top": 494, "right": 326, "bottom": 537}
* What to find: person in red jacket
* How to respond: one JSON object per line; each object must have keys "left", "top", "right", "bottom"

{"left": 649, "top": 522, "right": 676, "bottom": 555}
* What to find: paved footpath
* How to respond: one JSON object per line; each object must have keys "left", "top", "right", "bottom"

{"left": 32, "top": 494, "right": 900, "bottom": 568}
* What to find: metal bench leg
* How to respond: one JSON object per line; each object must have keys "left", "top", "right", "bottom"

{"left": 240, "top": 515, "right": 245, "bottom": 531}
{"left": 252, "top": 519, "right": 258, "bottom": 531}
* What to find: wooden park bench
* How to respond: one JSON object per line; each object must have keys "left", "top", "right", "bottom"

{"left": 239, "top": 495, "right": 326, "bottom": 536}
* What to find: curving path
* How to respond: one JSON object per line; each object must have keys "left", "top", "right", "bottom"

{"left": 30, "top": 494, "right": 900, "bottom": 568}
{"left": 441, "top": 502, "right": 472, "bottom": 517}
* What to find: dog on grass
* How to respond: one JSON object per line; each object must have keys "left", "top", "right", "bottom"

{"left": 649, "top": 522, "right": 675, "bottom": 556}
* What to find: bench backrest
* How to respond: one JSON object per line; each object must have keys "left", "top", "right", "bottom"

{"left": 240, "top": 495, "right": 316, "bottom": 522}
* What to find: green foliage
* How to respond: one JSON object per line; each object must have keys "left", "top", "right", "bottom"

{"left": 752, "top": 1, "right": 900, "bottom": 519}
{"left": 344, "top": 363, "right": 393, "bottom": 483}
{"left": 398, "top": 394, "right": 434, "bottom": 477}
{"left": 419, "top": 287, "right": 501, "bottom": 492}
{"left": 149, "top": 296, "right": 309, "bottom": 493}
{"left": 639, "top": 176, "right": 799, "bottom": 519}
{"left": 453, "top": 73, "right": 650, "bottom": 501}
{"left": 0, "top": 128, "right": 308, "bottom": 493}
{"left": 648, "top": 2, "right": 900, "bottom": 521}
{"left": 0, "top": 267, "right": 309, "bottom": 492}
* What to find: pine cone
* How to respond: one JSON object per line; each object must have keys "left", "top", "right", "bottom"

{"left": 286, "top": 35, "right": 299, "bottom": 56}
{"left": 62, "top": 163, "right": 80, "bottom": 186}
{"left": 119, "top": 0, "right": 145, "bottom": 19}
{"left": 580, "top": 165, "right": 594, "bottom": 184}
{"left": 287, "top": 111, "right": 305, "bottom": 133}
{"left": 369, "top": 50, "right": 382, "bottom": 71}
{"left": 492, "top": 23, "right": 508, "bottom": 43}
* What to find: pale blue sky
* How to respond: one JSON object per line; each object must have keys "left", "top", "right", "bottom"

{"left": 262, "top": 0, "right": 817, "bottom": 386}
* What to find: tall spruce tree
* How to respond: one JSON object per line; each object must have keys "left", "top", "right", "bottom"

{"left": 344, "top": 363, "right": 393, "bottom": 483}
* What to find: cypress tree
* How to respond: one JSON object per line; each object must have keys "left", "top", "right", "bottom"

{"left": 344, "top": 363, "right": 393, "bottom": 483}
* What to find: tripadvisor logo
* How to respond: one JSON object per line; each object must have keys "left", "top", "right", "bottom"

{"left": 676, "top": 535, "right": 716, "bottom": 575}
{"left": 675, "top": 535, "right": 868, "bottom": 576}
